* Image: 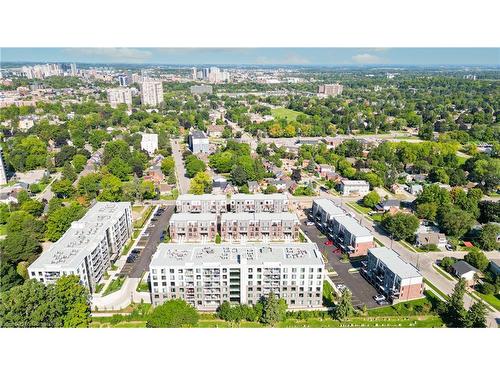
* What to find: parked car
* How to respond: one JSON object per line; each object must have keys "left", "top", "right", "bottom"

{"left": 324, "top": 240, "right": 334, "bottom": 246}
{"left": 377, "top": 300, "right": 390, "bottom": 306}
{"left": 337, "top": 284, "right": 346, "bottom": 292}
{"left": 306, "top": 221, "right": 315, "bottom": 226}
{"left": 373, "top": 294, "right": 386, "bottom": 302}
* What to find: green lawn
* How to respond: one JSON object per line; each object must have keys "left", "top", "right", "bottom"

{"left": 368, "top": 292, "right": 438, "bottom": 317}
{"left": 474, "top": 292, "right": 500, "bottom": 311}
{"left": 136, "top": 281, "right": 150, "bottom": 293}
{"left": 103, "top": 277, "right": 125, "bottom": 296}
{"left": 271, "top": 107, "right": 304, "bottom": 122}
{"left": 423, "top": 278, "right": 449, "bottom": 301}
{"left": 133, "top": 206, "right": 155, "bottom": 229}
{"left": 347, "top": 202, "right": 372, "bottom": 214}
{"left": 433, "top": 264, "right": 455, "bottom": 281}
{"left": 0, "top": 224, "right": 7, "bottom": 236}
{"left": 323, "top": 281, "right": 336, "bottom": 307}
{"left": 94, "top": 283, "right": 104, "bottom": 294}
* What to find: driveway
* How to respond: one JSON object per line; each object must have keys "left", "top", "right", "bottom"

{"left": 171, "top": 139, "right": 190, "bottom": 194}
{"left": 301, "top": 217, "right": 379, "bottom": 308}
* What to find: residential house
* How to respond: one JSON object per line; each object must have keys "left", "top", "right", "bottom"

{"left": 452, "top": 261, "right": 479, "bottom": 286}
{"left": 416, "top": 232, "right": 447, "bottom": 249}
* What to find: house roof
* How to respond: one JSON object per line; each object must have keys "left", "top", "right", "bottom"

{"left": 452, "top": 260, "right": 478, "bottom": 276}
{"left": 369, "top": 247, "right": 422, "bottom": 279}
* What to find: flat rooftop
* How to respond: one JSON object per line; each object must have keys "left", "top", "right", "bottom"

{"left": 190, "top": 130, "right": 208, "bottom": 139}
{"left": 335, "top": 215, "right": 372, "bottom": 237}
{"left": 221, "top": 212, "right": 299, "bottom": 222}
{"left": 313, "top": 199, "right": 345, "bottom": 217}
{"left": 177, "top": 194, "right": 227, "bottom": 202}
{"left": 170, "top": 212, "right": 217, "bottom": 222}
{"left": 341, "top": 180, "right": 369, "bottom": 186}
{"left": 369, "top": 247, "right": 422, "bottom": 279}
{"left": 230, "top": 193, "right": 288, "bottom": 201}
{"left": 29, "top": 202, "right": 131, "bottom": 271}
{"left": 151, "top": 243, "right": 324, "bottom": 268}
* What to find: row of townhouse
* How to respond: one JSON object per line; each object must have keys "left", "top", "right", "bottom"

{"left": 168, "top": 212, "right": 301, "bottom": 243}
{"left": 175, "top": 193, "right": 289, "bottom": 214}
{"left": 28, "top": 202, "right": 133, "bottom": 293}
{"left": 361, "top": 247, "right": 424, "bottom": 302}
{"left": 149, "top": 243, "right": 325, "bottom": 311}
{"left": 311, "top": 199, "right": 373, "bottom": 257}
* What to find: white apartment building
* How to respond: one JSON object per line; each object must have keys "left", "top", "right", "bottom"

{"left": 188, "top": 131, "right": 210, "bottom": 154}
{"left": 340, "top": 180, "right": 370, "bottom": 196}
{"left": 176, "top": 194, "right": 228, "bottom": 214}
{"left": 149, "top": 242, "right": 325, "bottom": 310}
{"left": 28, "top": 202, "right": 132, "bottom": 293}
{"left": 220, "top": 212, "right": 300, "bottom": 242}
{"left": 169, "top": 213, "right": 218, "bottom": 243}
{"left": 317, "top": 83, "right": 343, "bottom": 97}
{"left": 107, "top": 87, "right": 132, "bottom": 108}
{"left": 229, "top": 193, "right": 289, "bottom": 213}
{"left": 140, "top": 80, "right": 164, "bottom": 107}
{"left": 140, "top": 133, "right": 159, "bottom": 156}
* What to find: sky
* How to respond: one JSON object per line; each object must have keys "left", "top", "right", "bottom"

{"left": 1, "top": 48, "right": 499, "bottom": 65}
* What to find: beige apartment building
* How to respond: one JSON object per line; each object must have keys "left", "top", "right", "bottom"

{"left": 169, "top": 213, "right": 217, "bottom": 243}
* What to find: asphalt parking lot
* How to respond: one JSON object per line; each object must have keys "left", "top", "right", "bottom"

{"left": 301, "top": 217, "right": 379, "bottom": 308}
{"left": 120, "top": 205, "right": 174, "bottom": 278}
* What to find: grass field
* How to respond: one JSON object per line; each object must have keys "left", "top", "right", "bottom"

{"left": 271, "top": 107, "right": 304, "bottom": 122}
{"left": 433, "top": 264, "right": 455, "bottom": 281}
{"left": 103, "top": 276, "right": 125, "bottom": 296}
{"left": 474, "top": 292, "right": 500, "bottom": 311}
{"left": 347, "top": 202, "right": 372, "bottom": 215}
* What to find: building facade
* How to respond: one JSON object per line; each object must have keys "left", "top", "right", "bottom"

{"left": 188, "top": 131, "right": 209, "bottom": 154}
{"left": 140, "top": 80, "right": 164, "bottom": 106}
{"left": 317, "top": 83, "right": 343, "bottom": 97}
{"left": 190, "top": 85, "right": 213, "bottom": 95}
{"left": 0, "top": 146, "right": 8, "bottom": 185}
{"left": 229, "top": 193, "right": 289, "bottom": 213}
{"left": 176, "top": 194, "right": 228, "bottom": 214}
{"left": 362, "top": 247, "right": 424, "bottom": 302}
{"left": 149, "top": 243, "right": 325, "bottom": 310}
{"left": 169, "top": 213, "right": 218, "bottom": 243}
{"left": 340, "top": 180, "right": 370, "bottom": 196}
{"left": 220, "top": 212, "right": 300, "bottom": 242}
{"left": 140, "top": 133, "right": 159, "bottom": 156}
{"left": 107, "top": 87, "right": 132, "bottom": 108}
{"left": 28, "top": 202, "right": 132, "bottom": 293}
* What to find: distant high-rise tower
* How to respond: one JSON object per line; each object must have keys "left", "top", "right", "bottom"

{"left": 140, "top": 80, "right": 164, "bottom": 107}
{"left": 70, "top": 63, "right": 77, "bottom": 76}
{"left": 191, "top": 67, "right": 197, "bottom": 81}
{"left": 107, "top": 88, "right": 133, "bottom": 108}
{"left": 118, "top": 75, "right": 129, "bottom": 86}
{"left": 0, "top": 146, "right": 8, "bottom": 185}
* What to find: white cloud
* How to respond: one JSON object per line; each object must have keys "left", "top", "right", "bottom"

{"left": 351, "top": 53, "right": 382, "bottom": 64}
{"left": 64, "top": 48, "right": 153, "bottom": 61}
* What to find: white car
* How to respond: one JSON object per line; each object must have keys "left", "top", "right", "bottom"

{"left": 373, "top": 294, "right": 386, "bottom": 302}
{"left": 306, "top": 221, "right": 315, "bottom": 226}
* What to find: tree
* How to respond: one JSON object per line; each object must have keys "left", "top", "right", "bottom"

{"left": 264, "top": 185, "right": 278, "bottom": 194}
{"left": 334, "top": 289, "right": 354, "bottom": 321}
{"left": 98, "top": 175, "right": 123, "bottom": 201}
{"left": 20, "top": 199, "right": 45, "bottom": 217}
{"left": 46, "top": 203, "right": 86, "bottom": 242}
{"left": 445, "top": 278, "right": 467, "bottom": 328}
{"left": 217, "top": 301, "right": 232, "bottom": 321}
{"left": 146, "top": 299, "right": 199, "bottom": 328}
{"left": 185, "top": 155, "right": 206, "bottom": 178}
{"left": 230, "top": 165, "right": 248, "bottom": 186}
{"left": 161, "top": 156, "right": 175, "bottom": 176}
{"left": 0, "top": 261, "right": 23, "bottom": 293}
{"left": 8, "top": 135, "right": 48, "bottom": 171}
{"left": 440, "top": 257, "right": 456, "bottom": 272}
{"left": 0, "top": 276, "right": 90, "bottom": 328}
{"left": 103, "top": 139, "right": 132, "bottom": 164}
{"left": 72, "top": 154, "right": 87, "bottom": 173}
{"left": 62, "top": 161, "right": 78, "bottom": 182}
{"left": 260, "top": 292, "right": 287, "bottom": 326}
{"left": 189, "top": 172, "right": 212, "bottom": 195}
{"left": 0, "top": 232, "right": 41, "bottom": 263}
{"left": 464, "top": 248, "right": 489, "bottom": 272}
{"left": 5, "top": 210, "right": 45, "bottom": 241}
{"left": 416, "top": 202, "right": 438, "bottom": 221}
{"left": 51, "top": 178, "right": 76, "bottom": 198}
{"left": 77, "top": 173, "right": 101, "bottom": 199}
{"left": 478, "top": 223, "right": 500, "bottom": 251}
{"left": 466, "top": 301, "right": 487, "bottom": 328}
{"left": 107, "top": 157, "right": 132, "bottom": 181}
{"left": 291, "top": 168, "right": 301, "bottom": 182}
{"left": 140, "top": 180, "right": 157, "bottom": 200}
{"left": 54, "top": 145, "right": 77, "bottom": 167}
{"left": 381, "top": 212, "right": 419, "bottom": 241}
{"left": 478, "top": 201, "right": 499, "bottom": 223}
{"left": 362, "top": 191, "right": 381, "bottom": 209}
{"left": 438, "top": 208, "right": 475, "bottom": 238}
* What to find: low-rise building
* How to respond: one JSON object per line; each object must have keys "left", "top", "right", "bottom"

{"left": 221, "top": 212, "right": 300, "bottom": 242}
{"left": 190, "top": 84, "right": 213, "bottom": 95}
{"left": 376, "top": 199, "right": 401, "bottom": 212}
{"left": 330, "top": 215, "right": 374, "bottom": 257}
{"left": 340, "top": 180, "right": 370, "bottom": 196}
{"left": 188, "top": 131, "right": 210, "bottom": 154}
{"left": 176, "top": 194, "right": 227, "bottom": 214}
{"left": 141, "top": 133, "right": 159, "bottom": 156}
{"left": 311, "top": 199, "right": 345, "bottom": 230}
{"left": 230, "top": 193, "right": 289, "bottom": 213}
{"left": 452, "top": 261, "right": 479, "bottom": 286}
{"left": 169, "top": 213, "right": 217, "bottom": 243}
{"left": 28, "top": 202, "right": 132, "bottom": 293}
{"left": 362, "top": 247, "right": 424, "bottom": 302}
{"left": 415, "top": 232, "right": 447, "bottom": 249}
{"left": 316, "top": 164, "right": 334, "bottom": 178}
{"left": 149, "top": 242, "right": 325, "bottom": 310}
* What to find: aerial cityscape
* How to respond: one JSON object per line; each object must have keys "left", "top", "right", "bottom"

{"left": 0, "top": 48, "right": 499, "bottom": 329}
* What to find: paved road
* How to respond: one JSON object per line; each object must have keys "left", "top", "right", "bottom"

{"left": 328, "top": 198, "right": 500, "bottom": 327}
{"left": 126, "top": 205, "right": 174, "bottom": 278}
{"left": 35, "top": 172, "right": 61, "bottom": 202}
{"left": 171, "top": 139, "right": 190, "bottom": 194}
{"left": 300, "top": 217, "right": 379, "bottom": 308}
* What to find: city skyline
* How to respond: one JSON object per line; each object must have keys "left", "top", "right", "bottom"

{"left": 1, "top": 48, "right": 499, "bottom": 65}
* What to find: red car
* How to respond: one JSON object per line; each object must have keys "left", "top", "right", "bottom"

{"left": 324, "top": 240, "right": 334, "bottom": 246}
